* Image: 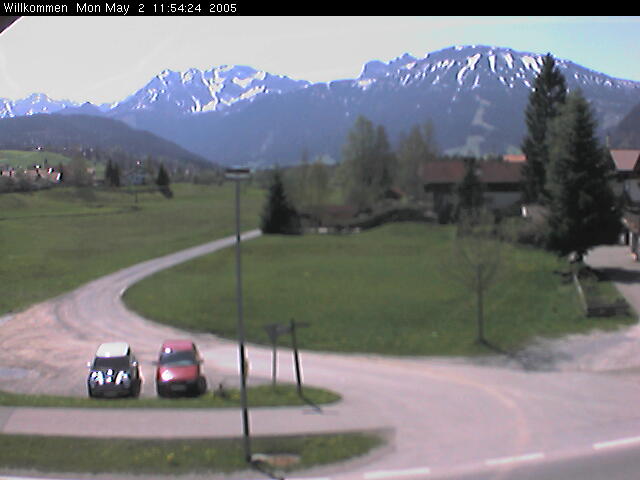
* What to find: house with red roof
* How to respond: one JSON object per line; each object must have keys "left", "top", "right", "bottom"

{"left": 420, "top": 160, "right": 523, "bottom": 212}
{"left": 609, "top": 150, "right": 640, "bottom": 203}
{"left": 608, "top": 150, "right": 640, "bottom": 260}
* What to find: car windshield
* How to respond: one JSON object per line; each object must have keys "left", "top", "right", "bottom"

{"left": 159, "top": 350, "right": 197, "bottom": 366}
{"left": 92, "top": 356, "right": 129, "bottom": 371}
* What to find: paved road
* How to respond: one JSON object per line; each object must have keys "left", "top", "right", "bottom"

{"left": 2, "top": 240, "right": 640, "bottom": 480}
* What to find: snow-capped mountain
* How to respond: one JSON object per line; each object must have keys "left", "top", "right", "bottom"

{"left": 0, "top": 64, "right": 309, "bottom": 119}
{"left": 2, "top": 46, "right": 640, "bottom": 166}
{"left": 164, "top": 45, "right": 640, "bottom": 166}
{"left": 0, "top": 93, "right": 78, "bottom": 117}
{"left": 355, "top": 45, "right": 638, "bottom": 94}
{"left": 109, "top": 65, "right": 310, "bottom": 116}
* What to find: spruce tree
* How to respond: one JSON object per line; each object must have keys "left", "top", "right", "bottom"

{"left": 112, "top": 163, "right": 121, "bottom": 187}
{"left": 456, "top": 157, "right": 485, "bottom": 220}
{"left": 156, "top": 163, "right": 172, "bottom": 198}
{"left": 156, "top": 163, "right": 170, "bottom": 187}
{"left": 105, "top": 160, "right": 113, "bottom": 186}
{"left": 260, "top": 169, "right": 300, "bottom": 235}
{"left": 105, "top": 159, "right": 121, "bottom": 187}
{"left": 545, "top": 91, "right": 621, "bottom": 261}
{"left": 521, "top": 54, "right": 567, "bottom": 204}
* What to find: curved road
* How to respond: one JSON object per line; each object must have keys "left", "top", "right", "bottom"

{"left": 1, "top": 238, "right": 640, "bottom": 480}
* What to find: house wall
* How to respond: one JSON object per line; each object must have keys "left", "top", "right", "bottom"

{"left": 623, "top": 179, "right": 640, "bottom": 204}
{"left": 425, "top": 187, "right": 521, "bottom": 211}
{"left": 483, "top": 191, "right": 522, "bottom": 209}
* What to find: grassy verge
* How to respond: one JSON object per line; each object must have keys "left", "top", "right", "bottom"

{"left": 0, "top": 431, "right": 383, "bottom": 475}
{"left": 0, "top": 384, "right": 340, "bottom": 408}
{"left": 0, "top": 183, "right": 263, "bottom": 315}
{"left": 124, "top": 223, "right": 634, "bottom": 356}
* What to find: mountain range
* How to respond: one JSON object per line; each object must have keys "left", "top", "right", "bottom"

{"left": 2, "top": 45, "right": 640, "bottom": 168}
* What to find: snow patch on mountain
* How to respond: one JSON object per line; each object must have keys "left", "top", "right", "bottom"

{"left": 0, "top": 45, "right": 638, "bottom": 133}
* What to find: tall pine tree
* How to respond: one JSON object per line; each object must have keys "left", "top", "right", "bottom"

{"left": 521, "top": 54, "right": 567, "bottom": 204}
{"left": 156, "top": 163, "right": 172, "bottom": 198}
{"left": 260, "top": 169, "right": 300, "bottom": 235}
{"left": 456, "top": 157, "right": 485, "bottom": 220}
{"left": 545, "top": 91, "right": 620, "bottom": 261}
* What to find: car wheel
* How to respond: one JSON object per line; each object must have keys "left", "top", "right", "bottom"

{"left": 130, "top": 379, "right": 141, "bottom": 398}
{"left": 197, "top": 376, "right": 207, "bottom": 396}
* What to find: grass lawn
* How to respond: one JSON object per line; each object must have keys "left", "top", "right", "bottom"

{"left": 0, "top": 182, "right": 264, "bottom": 316}
{"left": 0, "top": 431, "right": 383, "bottom": 475}
{"left": 0, "top": 384, "right": 340, "bottom": 408}
{"left": 0, "top": 149, "right": 73, "bottom": 169}
{"left": 124, "top": 222, "right": 635, "bottom": 356}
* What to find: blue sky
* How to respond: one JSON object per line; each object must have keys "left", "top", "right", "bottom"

{"left": 0, "top": 16, "right": 638, "bottom": 104}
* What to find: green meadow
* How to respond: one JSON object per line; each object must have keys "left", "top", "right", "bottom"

{"left": 0, "top": 149, "right": 73, "bottom": 169}
{"left": 0, "top": 183, "right": 264, "bottom": 315}
{"left": 124, "top": 222, "right": 634, "bottom": 357}
{"left": 0, "top": 177, "right": 632, "bottom": 476}
{"left": 0, "top": 179, "right": 632, "bottom": 356}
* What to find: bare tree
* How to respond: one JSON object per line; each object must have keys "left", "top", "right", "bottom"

{"left": 446, "top": 210, "right": 502, "bottom": 345}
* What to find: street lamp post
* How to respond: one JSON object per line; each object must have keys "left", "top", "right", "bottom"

{"left": 225, "top": 167, "right": 252, "bottom": 463}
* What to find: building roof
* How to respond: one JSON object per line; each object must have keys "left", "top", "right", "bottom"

{"left": 610, "top": 150, "right": 640, "bottom": 172}
{"left": 503, "top": 154, "right": 526, "bottom": 163}
{"left": 421, "top": 160, "right": 523, "bottom": 184}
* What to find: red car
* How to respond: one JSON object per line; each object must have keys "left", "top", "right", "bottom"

{"left": 155, "top": 340, "right": 207, "bottom": 397}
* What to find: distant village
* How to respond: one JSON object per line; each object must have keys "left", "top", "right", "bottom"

{"left": 0, "top": 163, "right": 63, "bottom": 183}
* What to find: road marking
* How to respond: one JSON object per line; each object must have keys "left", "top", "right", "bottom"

{"left": 485, "top": 452, "right": 545, "bottom": 466}
{"left": 364, "top": 467, "right": 431, "bottom": 479}
{"left": 593, "top": 435, "right": 640, "bottom": 450}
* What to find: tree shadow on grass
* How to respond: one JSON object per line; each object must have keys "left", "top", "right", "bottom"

{"left": 473, "top": 338, "right": 573, "bottom": 372}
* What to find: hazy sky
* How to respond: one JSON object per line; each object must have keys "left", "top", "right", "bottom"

{"left": 0, "top": 16, "right": 638, "bottom": 104}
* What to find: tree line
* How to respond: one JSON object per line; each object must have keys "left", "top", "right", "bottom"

{"left": 262, "top": 53, "right": 621, "bottom": 265}
{"left": 260, "top": 118, "right": 441, "bottom": 233}
{"left": 519, "top": 54, "right": 620, "bottom": 261}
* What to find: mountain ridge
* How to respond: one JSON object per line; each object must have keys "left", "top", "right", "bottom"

{"left": 2, "top": 45, "right": 639, "bottom": 166}
{"left": 0, "top": 113, "right": 213, "bottom": 170}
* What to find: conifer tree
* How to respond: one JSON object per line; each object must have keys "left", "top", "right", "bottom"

{"left": 105, "top": 160, "right": 113, "bottom": 186}
{"left": 260, "top": 169, "right": 300, "bottom": 234}
{"left": 456, "top": 157, "right": 485, "bottom": 220}
{"left": 156, "top": 163, "right": 172, "bottom": 198}
{"left": 156, "top": 163, "right": 170, "bottom": 187}
{"left": 105, "top": 159, "right": 121, "bottom": 187}
{"left": 521, "top": 54, "right": 567, "bottom": 204}
{"left": 545, "top": 91, "right": 620, "bottom": 261}
{"left": 112, "top": 163, "right": 121, "bottom": 187}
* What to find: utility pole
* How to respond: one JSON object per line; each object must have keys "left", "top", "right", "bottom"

{"left": 225, "top": 167, "right": 252, "bottom": 463}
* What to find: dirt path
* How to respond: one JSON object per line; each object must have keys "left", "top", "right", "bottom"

{"left": 0, "top": 231, "right": 262, "bottom": 397}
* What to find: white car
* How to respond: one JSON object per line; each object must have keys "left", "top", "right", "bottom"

{"left": 87, "top": 342, "right": 141, "bottom": 398}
